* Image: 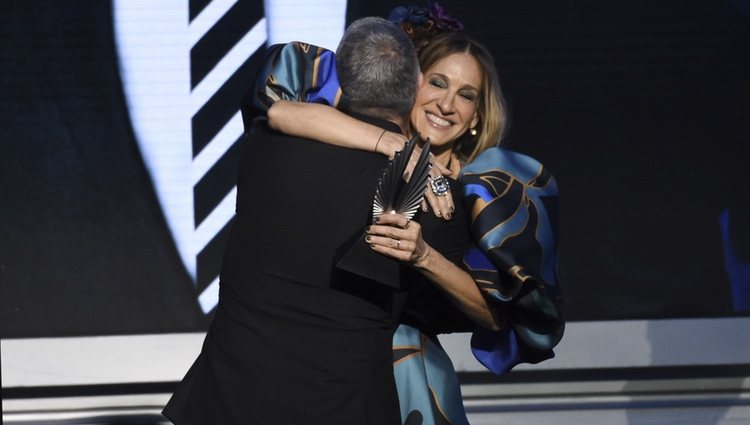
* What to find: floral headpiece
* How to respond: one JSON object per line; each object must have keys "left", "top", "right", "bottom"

{"left": 388, "top": 2, "right": 464, "bottom": 50}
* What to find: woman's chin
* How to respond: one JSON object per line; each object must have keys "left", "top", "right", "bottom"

{"left": 422, "top": 133, "right": 454, "bottom": 150}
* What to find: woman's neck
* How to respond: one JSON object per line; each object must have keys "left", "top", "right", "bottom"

{"left": 432, "top": 148, "right": 462, "bottom": 176}
{"left": 433, "top": 150, "right": 452, "bottom": 168}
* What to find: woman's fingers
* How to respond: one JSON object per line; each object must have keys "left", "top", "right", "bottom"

{"left": 378, "top": 132, "right": 408, "bottom": 159}
{"left": 369, "top": 242, "right": 412, "bottom": 262}
{"left": 436, "top": 190, "right": 455, "bottom": 220}
{"left": 424, "top": 190, "right": 449, "bottom": 219}
{"left": 366, "top": 232, "right": 417, "bottom": 262}
{"left": 367, "top": 215, "right": 418, "bottom": 248}
{"left": 424, "top": 178, "right": 454, "bottom": 220}
{"left": 365, "top": 234, "right": 414, "bottom": 252}
{"left": 366, "top": 229, "right": 415, "bottom": 263}
{"left": 401, "top": 147, "right": 455, "bottom": 220}
{"left": 372, "top": 212, "right": 413, "bottom": 229}
{"left": 368, "top": 213, "right": 428, "bottom": 263}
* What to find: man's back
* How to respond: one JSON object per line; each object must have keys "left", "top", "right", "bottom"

{"left": 163, "top": 118, "right": 405, "bottom": 425}
{"left": 224, "top": 118, "right": 389, "bottom": 288}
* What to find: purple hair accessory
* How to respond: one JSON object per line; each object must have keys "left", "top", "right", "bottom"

{"left": 428, "top": 2, "right": 464, "bottom": 31}
{"left": 388, "top": 2, "right": 464, "bottom": 34}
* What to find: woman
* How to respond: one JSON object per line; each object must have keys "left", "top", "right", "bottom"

{"left": 254, "top": 15, "right": 563, "bottom": 425}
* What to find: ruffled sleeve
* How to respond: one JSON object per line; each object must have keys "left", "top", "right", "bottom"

{"left": 251, "top": 42, "right": 344, "bottom": 112}
{"left": 460, "top": 147, "right": 565, "bottom": 374}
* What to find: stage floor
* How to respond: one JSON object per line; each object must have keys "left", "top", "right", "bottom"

{"left": 4, "top": 396, "right": 750, "bottom": 425}
{"left": 467, "top": 404, "right": 750, "bottom": 425}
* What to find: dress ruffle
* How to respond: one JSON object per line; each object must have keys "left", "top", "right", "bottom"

{"left": 461, "top": 147, "right": 565, "bottom": 374}
{"left": 251, "top": 42, "right": 344, "bottom": 113}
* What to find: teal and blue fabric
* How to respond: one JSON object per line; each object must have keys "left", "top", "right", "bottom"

{"left": 461, "top": 147, "right": 565, "bottom": 374}
{"left": 252, "top": 42, "right": 343, "bottom": 112}
{"left": 393, "top": 325, "right": 468, "bottom": 425}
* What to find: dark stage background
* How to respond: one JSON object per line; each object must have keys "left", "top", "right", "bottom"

{"left": 1, "top": 0, "right": 749, "bottom": 339}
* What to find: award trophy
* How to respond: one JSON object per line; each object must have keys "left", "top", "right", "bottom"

{"left": 336, "top": 134, "right": 432, "bottom": 288}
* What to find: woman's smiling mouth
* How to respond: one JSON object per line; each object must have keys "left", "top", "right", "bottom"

{"left": 426, "top": 112, "right": 451, "bottom": 127}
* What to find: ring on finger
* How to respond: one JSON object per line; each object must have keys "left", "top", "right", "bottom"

{"left": 430, "top": 176, "right": 450, "bottom": 197}
{"left": 402, "top": 220, "right": 410, "bottom": 230}
{"left": 395, "top": 239, "right": 401, "bottom": 249}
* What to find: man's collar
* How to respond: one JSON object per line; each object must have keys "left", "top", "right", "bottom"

{"left": 346, "top": 111, "right": 403, "bottom": 134}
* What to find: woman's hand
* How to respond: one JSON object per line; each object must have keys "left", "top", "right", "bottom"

{"left": 367, "top": 212, "right": 501, "bottom": 330}
{"left": 421, "top": 161, "right": 455, "bottom": 221}
{"left": 401, "top": 144, "right": 455, "bottom": 220}
{"left": 366, "top": 213, "right": 431, "bottom": 266}
{"left": 375, "top": 131, "right": 408, "bottom": 159}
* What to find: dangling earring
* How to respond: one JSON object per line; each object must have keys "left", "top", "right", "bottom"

{"left": 469, "top": 128, "right": 477, "bottom": 136}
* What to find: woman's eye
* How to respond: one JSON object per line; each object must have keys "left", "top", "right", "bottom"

{"left": 460, "top": 91, "right": 476, "bottom": 101}
{"left": 429, "top": 78, "right": 446, "bottom": 88}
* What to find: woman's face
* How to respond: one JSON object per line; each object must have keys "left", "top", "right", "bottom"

{"left": 410, "top": 52, "right": 482, "bottom": 151}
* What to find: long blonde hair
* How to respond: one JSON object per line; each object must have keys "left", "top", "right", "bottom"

{"left": 417, "top": 32, "right": 508, "bottom": 164}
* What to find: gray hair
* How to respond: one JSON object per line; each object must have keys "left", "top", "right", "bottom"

{"left": 336, "top": 17, "right": 419, "bottom": 119}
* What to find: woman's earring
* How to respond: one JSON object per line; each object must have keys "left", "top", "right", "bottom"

{"left": 469, "top": 128, "right": 477, "bottom": 136}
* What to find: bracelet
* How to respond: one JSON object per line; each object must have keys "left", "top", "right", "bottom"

{"left": 374, "top": 129, "right": 387, "bottom": 153}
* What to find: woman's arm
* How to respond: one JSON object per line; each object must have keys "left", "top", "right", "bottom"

{"left": 366, "top": 213, "right": 502, "bottom": 330}
{"left": 268, "top": 100, "right": 456, "bottom": 219}
{"left": 267, "top": 100, "right": 407, "bottom": 158}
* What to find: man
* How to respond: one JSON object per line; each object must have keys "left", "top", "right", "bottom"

{"left": 163, "top": 17, "right": 420, "bottom": 425}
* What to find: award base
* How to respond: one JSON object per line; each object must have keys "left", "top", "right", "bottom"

{"left": 335, "top": 233, "right": 401, "bottom": 289}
